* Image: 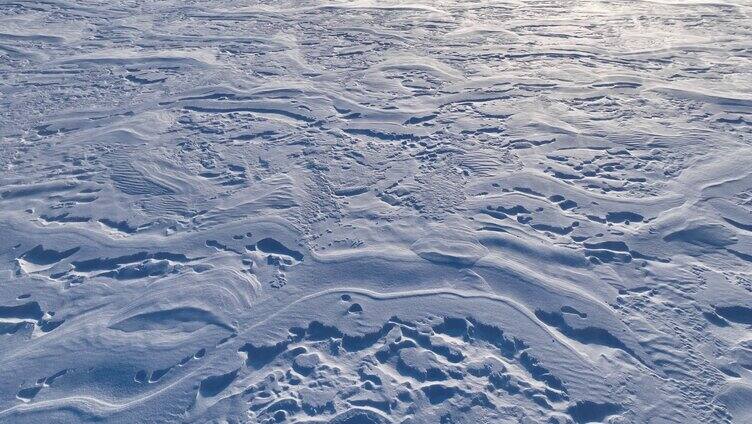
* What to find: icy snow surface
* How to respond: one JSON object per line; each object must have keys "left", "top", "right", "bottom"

{"left": 1, "top": 1, "right": 752, "bottom": 423}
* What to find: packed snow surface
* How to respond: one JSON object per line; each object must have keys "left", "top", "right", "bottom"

{"left": 1, "top": 1, "right": 752, "bottom": 423}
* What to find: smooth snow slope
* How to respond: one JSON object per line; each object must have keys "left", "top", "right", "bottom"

{"left": 1, "top": 1, "right": 752, "bottom": 423}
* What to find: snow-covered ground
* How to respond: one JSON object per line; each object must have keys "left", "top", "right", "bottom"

{"left": 1, "top": 1, "right": 752, "bottom": 422}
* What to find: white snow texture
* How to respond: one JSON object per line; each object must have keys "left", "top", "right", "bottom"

{"left": 1, "top": 1, "right": 752, "bottom": 423}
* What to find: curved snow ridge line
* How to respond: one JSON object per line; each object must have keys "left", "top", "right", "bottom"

{"left": 106, "top": 275, "right": 258, "bottom": 332}
{"left": 0, "top": 385, "right": 184, "bottom": 419}
{"left": 515, "top": 168, "right": 686, "bottom": 207}
{"left": 650, "top": 86, "right": 752, "bottom": 107}
{"left": 287, "top": 245, "right": 638, "bottom": 362}
{"left": 4, "top": 214, "right": 299, "bottom": 252}
{"left": 307, "top": 245, "right": 420, "bottom": 264}
{"left": 232, "top": 286, "right": 594, "bottom": 369}
{"left": 305, "top": 239, "right": 599, "bottom": 310}
{"left": 474, "top": 256, "right": 656, "bottom": 370}
{"left": 0, "top": 287, "right": 589, "bottom": 420}
{"left": 473, "top": 255, "right": 614, "bottom": 327}
{"left": 688, "top": 159, "right": 752, "bottom": 196}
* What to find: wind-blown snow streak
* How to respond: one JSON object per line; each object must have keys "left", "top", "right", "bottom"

{"left": 1, "top": 0, "right": 752, "bottom": 423}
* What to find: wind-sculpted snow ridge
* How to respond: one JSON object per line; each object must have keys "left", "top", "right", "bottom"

{"left": 1, "top": 1, "right": 752, "bottom": 423}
